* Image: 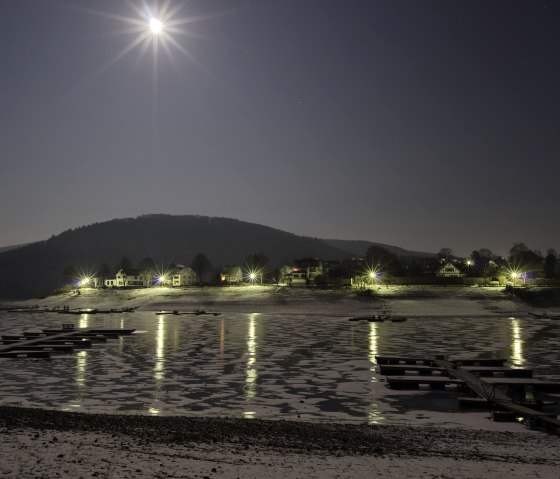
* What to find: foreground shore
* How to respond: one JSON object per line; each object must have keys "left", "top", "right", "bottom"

{"left": 1, "top": 406, "right": 560, "bottom": 478}
{"left": 1, "top": 287, "right": 559, "bottom": 477}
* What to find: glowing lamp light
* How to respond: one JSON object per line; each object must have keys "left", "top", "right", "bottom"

{"left": 79, "top": 277, "right": 91, "bottom": 287}
{"left": 465, "top": 259, "right": 474, "bottom": 267}
{"left": 157, "top": 275, "right": 167, "bottom": 285}
{"left": 366, "top": 269, "right": 379, "bottom": 284}
{"left": 249, "top": 273, "right": 256, "bottom": 281}
{"left": 149, "top": 17, "right": 163, "bottom": 34}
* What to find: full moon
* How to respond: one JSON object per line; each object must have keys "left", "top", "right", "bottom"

{"left": 149, "top": 17, "right": 163, "bottom": 34}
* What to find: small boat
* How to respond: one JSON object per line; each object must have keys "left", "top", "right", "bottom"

{"left": 390, "top": 316, "right": 408, "bottom": 323}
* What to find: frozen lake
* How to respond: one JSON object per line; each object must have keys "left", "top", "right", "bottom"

{"left": 1, "top": 292, "right": 559, "bottom": 428}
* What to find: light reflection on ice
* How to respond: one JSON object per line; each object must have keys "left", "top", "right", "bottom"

{"left": 245, "top": 313, "right": 258, "bottom": 399}
{"left": 79, "top": 315, "right": 90, "bottom": 329}
{"left": 368, "top": 322, "right": 378, "bottom": 376}
{"left": 154, "top": 316, "right": 165, "bottom": 382}
{"left": 75, "top": 350, "right": 87, "bottom": 389}
{"left": 510, "top": 317, "right": 525, "bottom": 367}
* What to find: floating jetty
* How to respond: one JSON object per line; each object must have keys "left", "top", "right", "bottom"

{"left": 529, "top": 311, "right": 560, "bottom": 320}
{"left": 155, "top": 309, "right": 221, "bottom": 316}
{"left": 348, "top": 314, "right": 407, "bottom": 323}
{"left": 4, "top": 306, "right": 137, "bottom": 315}
{"left": 57, "top": 307, "right": 136, "bottom": 315}
{"left": 377, "top": 354, "right": 560, "bottom": 435}
{"left": 0, "top": 325, "right": 135, "bottom": 359}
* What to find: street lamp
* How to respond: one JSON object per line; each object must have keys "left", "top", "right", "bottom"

{"left": 510, "top": 271, "right": 519, "bottom": 288}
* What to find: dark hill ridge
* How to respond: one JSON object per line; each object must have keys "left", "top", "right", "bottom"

{"left": 324, "top": 239, "right": 434, "bottom": 259}
{"left": 0, "top": 214, "right": 427, "bottom": 299}
{"left": 0, "top": 215, "right": 348, "bottom": 298}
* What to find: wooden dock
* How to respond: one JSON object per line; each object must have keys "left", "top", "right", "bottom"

{"left": 0, "top": 326, "right": 135, "bottom": 359}
{"left": 377, "top": 354, "right": 560, "bottom": 435}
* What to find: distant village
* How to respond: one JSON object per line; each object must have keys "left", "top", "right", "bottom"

{"left": 66, "top": 242, "right": 560, "bottom": 291}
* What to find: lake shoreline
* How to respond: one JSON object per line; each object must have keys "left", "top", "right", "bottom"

{"left": 1, "top": 284, "right": 541, "bottom": 318}
{"left": 1, "top": 404, "right": 559, "bottom": 478}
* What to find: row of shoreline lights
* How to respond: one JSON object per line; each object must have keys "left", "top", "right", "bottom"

{"left": 78, "top": 265, "right": 525, "bottom": 288}
{"left": 78, "top": 266, "right": 383, "bottom": 288}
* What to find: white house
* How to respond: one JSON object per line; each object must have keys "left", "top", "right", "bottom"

{"left": 172, "top": 267, "right": 197, "bottom": 286}
{"left": 435, "top": 262, "right": 464, "bottom": 278}
{"left": 105, "top": 269, "right": 150, "bottom": 287}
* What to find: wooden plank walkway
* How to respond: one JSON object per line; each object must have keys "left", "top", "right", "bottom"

{"left": 462, "top": 366, "right": 533, "bottom": 378}
{"left": 432, "top": 357, "right": 560, "bottom": 434}
{"left": 379, "top": 364, "right": 447, "bottom": 375}
{"left": 376, "top": 356, "right": 507, "bottom": 367}
{"left": 0, "top": 328, "right": 135, "bottom": 358}
{"left": 376, "top": 356, "right": 435, "bottom": 366}
{"left": 385, "top": 375, "right": 464, "bottom": 389}
{"left": 376, "top": 354, "right": 560, "bottom": 434}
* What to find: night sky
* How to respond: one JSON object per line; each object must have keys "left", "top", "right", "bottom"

{"left": 2, "top": 0, "right": 559, "bottom": 256}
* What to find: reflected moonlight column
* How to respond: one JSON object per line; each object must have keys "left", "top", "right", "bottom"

{"left": 367, "top": 321, "right": 383, "bottom": 424}
{"left": 510, "top": 317, "right": 525, "bottom": 367}
{"left": 150, "top": 315, "right": 166, "bottom": 415}
{"left": 244, "top": 313, "right": 259, "bottom": 403}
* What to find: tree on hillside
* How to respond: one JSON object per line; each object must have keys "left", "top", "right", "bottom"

{"left": 508, "top": 243, "right": 542, "bottom": 270}
{"left": 137, "top": 257, "right": 157, "bottom": 285}
{"left": 364, "top": 245, "right": 401, "bottom": 275}
{"left": 137, "top": 257, "right": 156, "bottom": 274}
{"left": 115, "top": 257, "right": 133, "bottom": 274}
{"left": 544, "top": 249, "right": 557, "bottom": 279}
{"left": 471, "top": 248, "right": 497, "bottom": 281}
{"left": 243, "top": 253, "right": 269, "bottom": 282}
{"left": 97, "top": 263, "right": 111, "bottom": 285}
{"left": 437, "top": 248, "right": 454, "bottom": 263}
{"left": 275, "top": 265, "right": 293, "bottom": 285}
{"left": 191, "top": 253, "right": 212, "bottom": 285}
{"left": 62, "top": 265, "right": 78, "bottom": 283}
{"left": 328, "top": 265, "right": 353, "bottom": 287}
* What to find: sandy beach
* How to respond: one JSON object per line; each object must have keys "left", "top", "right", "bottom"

{"left": 1, "top": 286, "right": 559, "bottom": 477}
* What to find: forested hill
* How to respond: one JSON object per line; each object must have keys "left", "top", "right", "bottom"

{"left": 323, "top": 239, "right": 434, "bottom": 259}
{"left": 0, "top": 214, "right": 353, "bottom": 298}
